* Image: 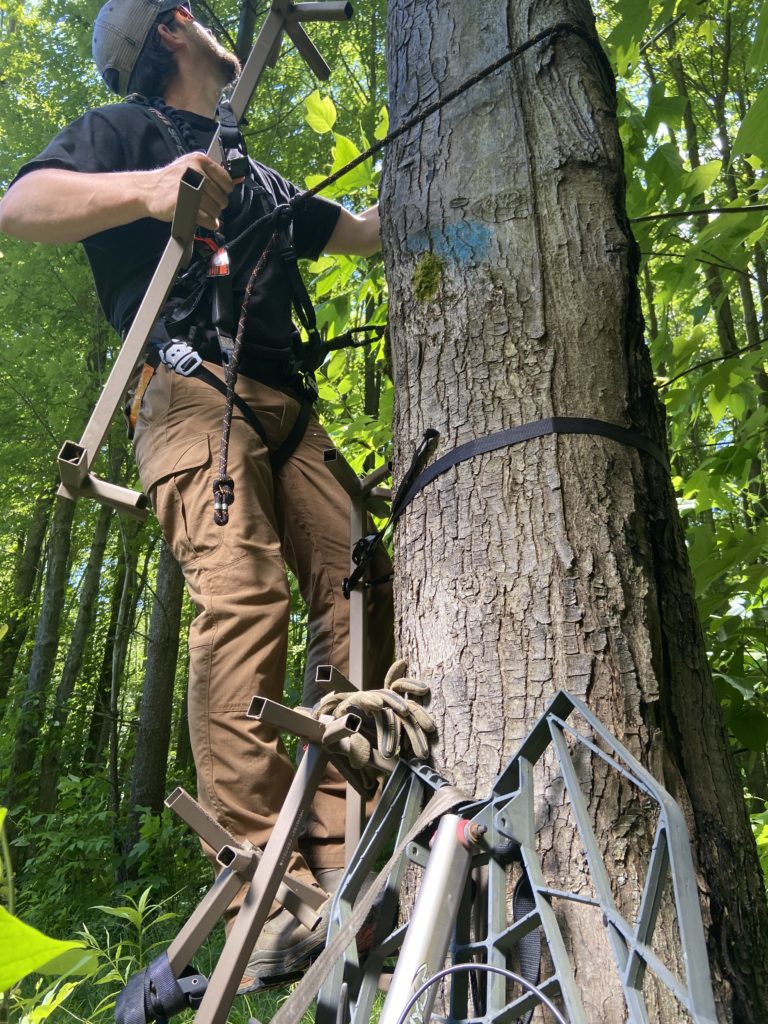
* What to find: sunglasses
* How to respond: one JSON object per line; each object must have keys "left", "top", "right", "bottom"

{"left": 159, "top": 5, "right": 193, "bottom": 26}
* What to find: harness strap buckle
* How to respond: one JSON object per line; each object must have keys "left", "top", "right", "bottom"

{"left": 160, "top": 340, "right": 203, "bottom": 377}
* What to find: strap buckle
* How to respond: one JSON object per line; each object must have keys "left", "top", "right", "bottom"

{"left": 160, "top": 340, "right": 203, "bottom": 377}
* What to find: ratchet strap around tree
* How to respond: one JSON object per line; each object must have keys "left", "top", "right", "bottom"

{"left": 114, "top": 952, "right": 206, "bottom": 1024}
{"left": 396, "top": 416, "right": 669, "bottom": 514}
{"left": 343, "top": 417, "right": 669, "bottom": 596}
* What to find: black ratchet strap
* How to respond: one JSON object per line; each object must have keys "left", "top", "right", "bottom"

{"left": 396, "top": 416, "right": 669, "bottom": 517}
{"left": 342, "top": 428, "right": 439, "bottom": 598}
{"left": 343, "top": 417, "right": 669, "bottom": 596}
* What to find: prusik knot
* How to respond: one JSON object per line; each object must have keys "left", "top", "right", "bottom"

{"left": 271, "top": 203, "right": 295, "bottom": 231}
{"left": 212, "top": 476, "right": 235, "bottom": 526}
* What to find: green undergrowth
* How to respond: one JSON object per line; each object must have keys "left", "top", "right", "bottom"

{"left": 2, "top": 870, "right": 310, "bottom": 1023}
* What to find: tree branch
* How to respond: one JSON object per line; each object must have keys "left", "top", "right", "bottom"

{"left": 633, "top": 204, "right": 768, "bottom": 224}
{"left": 639, "top": 11, "right": 688, "bottom": 55}
{"left": 641, "top": 249, "right": 756, "bottom": 279}
{"left": 659, "top": 338, "right": 767, "bottom": 390}
{"left": 193, "top": 0, "right": 237, "bottom": 52}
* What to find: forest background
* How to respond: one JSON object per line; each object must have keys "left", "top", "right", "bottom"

{"left": 0, "top": 0, "right": 767, "bottom": 1020}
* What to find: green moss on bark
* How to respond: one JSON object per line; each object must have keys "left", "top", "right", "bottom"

{"left": 412, "top": 252, "right": 444, "bottom": 301}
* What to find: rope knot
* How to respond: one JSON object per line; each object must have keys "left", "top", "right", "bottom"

{"left": 270, "top": 203, "right": 295, "bottom": 230}
{"left": 212, "top": 476, "right": 235, "bottom": 526}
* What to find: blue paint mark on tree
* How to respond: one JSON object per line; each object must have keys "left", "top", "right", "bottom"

{"left": 406, "top": 220, "right": 493, "bottom": 264}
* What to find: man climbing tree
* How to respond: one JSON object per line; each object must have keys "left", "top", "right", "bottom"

{"left": 0, "top": 0, "right": 394, "bottom": 994}
{"left": 381, "top": 0, "right": 768, "bottom": 1020}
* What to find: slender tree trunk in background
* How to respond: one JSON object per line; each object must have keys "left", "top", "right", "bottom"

{"left": 753, "top": 243, "right": 768, "bottom": 321}
{"left": 382, "top": 1, "right": 768, "bottom": 1020}
{"left": 665, "top": 28, "right": 740, "bottom": 359}
{"left": 37, "top": 505, "right": 113, "bottom": 814}
{"left": 107, "top": 521, "right": 147, "bottom": 821}
{"left": 4, "top": 495, "right": 75, "bottom": 862}
{"left": 707, "top": 17, "right": 768, "bottom": 517}
{"left": 124, "top": 541, "right": 184, "bottom": 859}
{"left": 173, "top": 600, "right": 194, "bottom": 776}
{"left": 0, "top": 489, "right": 54, "bottom": 710}
{"left": 174, "top": 676, "right": 194, "bottom": 775}
{"left": 235, "top": 0, "right": 259, "bottom": 60}
{"left": 83, "top": 549, "right": 129, "bottom": 770}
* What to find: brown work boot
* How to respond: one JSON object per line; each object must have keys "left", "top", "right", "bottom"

{"left": 318, "top": 868, "right": 384, "bottom": 957}
{"left": 237, "top": 896, "right": 331, "bottom": 994}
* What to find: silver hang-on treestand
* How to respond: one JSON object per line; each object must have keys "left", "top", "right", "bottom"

{"left": 115, "top": 688, "right": 719, "bottom": 1024}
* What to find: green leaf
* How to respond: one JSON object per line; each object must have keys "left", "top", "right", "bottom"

{"left": 20, "top": 980, "right": 79, "bottom": 1023}
{"left": 91, "top": 904, "right": 142, "bottom": 927}
{"left": 712, "top": 672, "right": 756, "bottom": 699}
{"left": 0, "top": 907, "right": 91, "bottom": 991}
{"left": 671, "top": 323, "right": 707, "bottom": 364}
{"left": 680, "top": 159, "right": 721, "bottom": 198}
{"left": 645, "top": 143, "right": 685, "bottom": 196}
{"left": 644, "top": 87, "right": 688, "bottom": 133}
{"left": 729, "top": 389, "right": 747, "bottom": 420}
{"left": 749, "top": 3, "right": 768, "bottom": 71}
{"left": 304, "top": 90, "right": 337, "bottom": 134}
{"left": 705, "top": 387, "right": 729, "bottom": 426}
{"left": 328, "top": 133, "right": 373, "bottom": 192}
{"left": 698, "top": 19, "right": 716, "bottom": 45}
{"left": 729, "top": 704, "right": 768, "bottom": 752}
{"left": 607, "top": 0, "right": 652, "bottom": 52}
{"left": 733, "top": 85, "right": 768, "bottom": 163}
{"left": 374, "top": 105, "right": 389, "bottom": 141}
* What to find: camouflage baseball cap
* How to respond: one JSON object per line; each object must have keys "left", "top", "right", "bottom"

{"left": 92, "top": 0, "right": 190, "bottom": 96}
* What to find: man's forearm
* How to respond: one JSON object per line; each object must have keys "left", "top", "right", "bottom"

{"left": 0, "top": 153, "right": 235, "bottom": 244}
{"left": 0, "top": 168, "right": 154, "bottom": 243}
{"left": 324, "top": 203, "right": 381, "bottom": 257}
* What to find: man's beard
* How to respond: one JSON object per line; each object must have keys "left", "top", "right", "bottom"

{"left": 193, "top": 23, "right": 241, "bottom": 88}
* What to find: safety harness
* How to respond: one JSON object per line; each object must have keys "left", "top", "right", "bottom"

{"left": 125, "top": 96, "right": 383, "bottom": 502}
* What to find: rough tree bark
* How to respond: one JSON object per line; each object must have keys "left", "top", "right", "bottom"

{"left": 381, "top": 1, "right": 768, "bottom": 1020}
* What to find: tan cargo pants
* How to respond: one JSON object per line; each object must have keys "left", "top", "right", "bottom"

{"left": 134, "top": 361, "right": 394, "bottom": 887}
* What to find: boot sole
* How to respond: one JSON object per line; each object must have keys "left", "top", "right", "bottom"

{"left": 237, "top": 932, "right": 327, "bottom": 995}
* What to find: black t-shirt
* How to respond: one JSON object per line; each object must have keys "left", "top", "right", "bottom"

{"left": 14, "top": 102, "right": 341, "bottom": 381}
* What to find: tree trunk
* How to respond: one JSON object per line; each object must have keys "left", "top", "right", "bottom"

{"left": 381, "top": 1, "right": 768, "bottom": 1020}
{"left": 82, "top": 547, "right": 130, "bottom": 770}
{"left": 4, "top": 496, "right": 75, "bottom": 847}
{"left": 124, "top": 540, "right": 184, "bottom": 858}
{"left": 664, "top": 26, "right": 740, "bottom": 360}
{"left": 174, "top": 675, "right": 194, "bottom": 776}
{"left": 37, "top": 504, "right": 113, "bottom": 814}
{"left": 107, "top": 521, "right": 148, "bottom": 819}
{"left": 0, "top": 489, "right": 54, "bottom": 710}
{"left": 235, "top": 0, "right": 261, "bottom": 61}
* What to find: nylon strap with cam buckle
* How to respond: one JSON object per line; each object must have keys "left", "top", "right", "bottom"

{"left": 343, "top": 419, "right": 670, "bottom": 596}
